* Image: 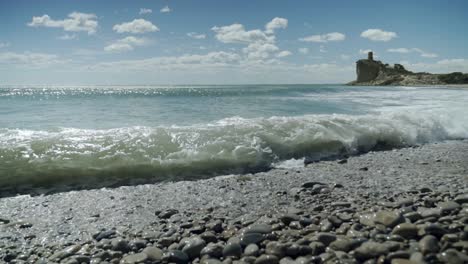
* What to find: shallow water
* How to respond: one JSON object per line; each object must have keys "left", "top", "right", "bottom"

{"left": 1, "top": 84, "right": 468, "bottom": 190}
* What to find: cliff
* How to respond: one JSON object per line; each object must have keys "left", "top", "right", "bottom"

{"left": 348, "top": 52, "right": 468, "bottom": 86}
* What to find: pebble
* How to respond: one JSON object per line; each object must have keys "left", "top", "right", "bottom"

{"left": 255, "top": 254, "right": 279, "bottom": 264}
{"left": 354, "top": 241, "right": 390, "bottom": 260}
{"left": 419, "top": 235, "right": 439, "bottom": 254}
{"left": 265, "top": 242, "right": 287, "bottom": 258}
{"left": 120, "top": 253, "right": 148, "bottom": 264}
{"left": 223, "top": 241, "right": 242, "bottom": 258}
{"left": 315, "top": 232, "right": 336, "bottom": 246}
{"left": 437, "top": 201, "right": 460, "bottom": 214}
{"left": 163, "top": 250, "right": 189, "bottom": 264}
{"left": 142, "top": 247, "right": 163, "bottom": 261}
{"left": 392, "top": 223, "right": 418, "bottom": 239}
{"left": 244, "top": 244, "right": 260, "bottom": 257}
{"left": 182, "top": 236, "right": 206, "bottom": 259}
{"left": 374, "top": 210, "right": 404, "bottom": 228}
{"left": 454, "top": 193, "right": 468, "bottom": 204}
{"left": 240, "top": 232, "right": 264, "bottom": 246}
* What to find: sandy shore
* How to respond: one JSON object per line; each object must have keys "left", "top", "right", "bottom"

{"left": 1, "top": 140, "right": 467, "bottom": 263}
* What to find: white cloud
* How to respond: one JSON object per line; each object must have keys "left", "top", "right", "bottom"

{"left": 160, "top": 6, "right": 171, "bottom": 13}
{"left": 359, "top": 49, "right": 373, "bottom": 55}
{"left": 387, "top": 48, "right": 438, "bottom": 58}
{"left": 319, "top": 45, "right": 327, "bottom": 53}
{"left": 0, "top": 51, "right": 65, "bottom": 68}
{"left": 412, "top": 48, "right": 438, "bottom": 58}
{"left": 0, "top": 42, "right": 10, "bottom": 48}
{"left": 212, "top": 24, "right": 273, "bottom": 44}
{"left": 387, "top": 48, "right": 411, "bottom": 53}
{"left": 299, "top": 32, "right": 345, "bottom": 43}
{"left": 58, "top": 34, "right": 77, "bottom": 40}
{"left": 340, "top": 54, "right": 350, "bottom": 60}
{"left": 28, "top": 12, "right": 98, "bottom": 35}
{"left": 139, "top": 8, "right": 152, "bottom": 15}
{"left": 90, "top": 51, "right": 242, "bottom": 72}
{"left": 242, "top": 42, "right": 279, "bottom": 60}
{"left": 187, "top": 32, "right": 206, "bottom": 39}
{"left": 401, "top": 58, "right": 468, "bottom": 73}
{"left": 265, "top": 17, "right": 288, "bottom": 34}
{"left": 298, "top": 48, "right": 309, "bottom": 54}
{"left": 104, "top": 36, "right": 149, "bottom": 53}
{"left": 360, "top": 29, "right": 397, "bottom": 42}
{"left": 276, "top": 50, "right": 292, "bottom": 58}
{"left": 212, "top": 19, "right": 291, "bottom": 62}
{"left": 113, "top": 19, "right": 159, "bottom": 34}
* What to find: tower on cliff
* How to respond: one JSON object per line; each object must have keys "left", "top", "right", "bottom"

{"left": 368, "top": 51, "right": 373, "bottom": 61}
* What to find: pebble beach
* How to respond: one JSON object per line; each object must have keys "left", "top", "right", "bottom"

{"left": 1, "top": 140, "right": 467, "bottom": 263}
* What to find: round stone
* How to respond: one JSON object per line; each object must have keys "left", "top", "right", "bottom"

{"left": 419, "top": 235, "right": 440, "bottom": 254}
{"left": 240, "top": 232, "right": 264, "bottom": 246}
{"left": 182, "top": 236, "right": 206, "bottom": 259}
{"left": 315, "top": 233, "right": 336, "bottom": 246}
{"left": 354, "top": 242, "right": 390, "bottom": 260}
{"left": 392, "top": 223, "right": 418, "bottom": 239}
{"left": 244, "top": 244, "right": 260, "bottom": 256}
{"left": 163, "top": 250, "right": 189, "bottom": 264}
{"left": 255, "top": 254, "right": 279, "bottom": 264}
{"left": 374, "top": 210, "right": 404, "bottom": 228}
{"left": 265, "top": 242, "right": 288, "bottom": 258}
{"left": 200, "top": 243, "right": 223, "bottom": 258}
{"left": 244, "top": 224, "right": 272, "bottom": 234}
{"left": 120, "top": 253, "right": 148, "bottom": 264}
{"left": 142, "top": 247, "right": 163, "bottom": 261}
{"left": 223, "top": 241, "right": 242, "bottom": 258}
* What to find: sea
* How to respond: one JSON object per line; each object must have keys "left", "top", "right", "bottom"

{"left": 1, "top": 84, "right": 468, "bottom": 192}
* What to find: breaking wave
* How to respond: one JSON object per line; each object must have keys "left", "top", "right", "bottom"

{"left": 1, "top": 109, "right": 467, "bottom": 193}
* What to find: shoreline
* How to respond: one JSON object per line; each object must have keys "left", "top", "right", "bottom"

{"left": 1, "top": 140, "right": 467, "bottom": 263}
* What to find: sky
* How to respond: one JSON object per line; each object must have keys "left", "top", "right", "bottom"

{"left": 0, "top": 0, "right": 467, "bottom": 85}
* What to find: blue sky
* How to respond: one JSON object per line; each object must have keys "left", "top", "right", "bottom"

{"left": 1, "top": 0, "right": 467, "bottom": 84}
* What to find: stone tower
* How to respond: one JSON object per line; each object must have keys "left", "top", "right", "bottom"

{"left": 368, "top": 51, "right": 373, "bottom": 61}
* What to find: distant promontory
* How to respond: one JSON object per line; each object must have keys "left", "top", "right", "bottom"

{"left": 348, "top": 52, "right": 468, "bottom": 86}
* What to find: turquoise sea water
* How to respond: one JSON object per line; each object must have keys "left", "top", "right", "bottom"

{"left": 1, "top": 84, "right": 468, "bottom": 191}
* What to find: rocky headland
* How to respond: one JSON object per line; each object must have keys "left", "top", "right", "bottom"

{"left": 348, "top": 52, "right": 468, "bottom": 86}
{"left": 1, "top": 140, "right": 468, "bottom": 264}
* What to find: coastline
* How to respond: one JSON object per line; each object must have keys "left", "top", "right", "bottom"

{"left": 1, "top": 140, "right": 467, "bottom": 263}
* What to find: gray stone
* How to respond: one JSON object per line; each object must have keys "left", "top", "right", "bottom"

{"left": 120, "top": 253, "right": 148, "bottom": 264}
{"left": 265, "top": 242, "right": 288, "bottom": 258}
{"left": 315, "top": 233, "right": 336, "bottom": 246}
{"left": 163, "top": 250, "right": 189, "bottom": 264}
{"left": 111, "top": 238, "right": 129, "bottom": 252}
{"left": 454, "top": 194, "right": 468, "bottom": 204}
{"left": 244, "top": 244, "right": 260, "bottom": 257}
{"left": 354, "top": 241, "right": 390, "bottom": 260}
{"left": 419, "top": 235, "right": 439, "bottom": 254}
{"left": 255, "top": 254, "right": 279, "bottom": 264}
{"left": 329, "top": 238, "right": 361, "bottom": 252}
{"left": 94, "top": 230, "right": 116, "bottom": 241}
{"left": 438, "top": 249, "right": 468, "bottom": 264}
{"left": 244, "top": 224, "right": 272, "bottom": 234}
{"left": 424, "top": 223, "right": 447, "bottom": 237}
{"left": 142, "top": 247, "right": 163, "bottom": 261}
{"left": 280, "top": 214, "right": 300, "bottom": 225}
{"left": 200, "top": 243, "right": 223, "bottom": 258}
{"left": 223, "top": 241, "right": 242, "bottom": 258}
{"left": 392, "top": 223, "right": 418, "bottom": 239}
{"left": 374, "top": 210, "right": 404, "bottom": 228}
{"left": 437, "top": 201, "right": 460, "bottom": 214}
{"left": 182, "top": 236, "right": 206, "bottom": 259}
{"left": 158, "top": 209, "right": 179, "bottom": 219}
{"left": 49, "top": 245, "right": 81, "bottom": 261}
{"left": 201, "top": 258, "right": 223, "bottom": 264}
{"left": 240, "top": 232, "right": 264, "bottom": 246}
